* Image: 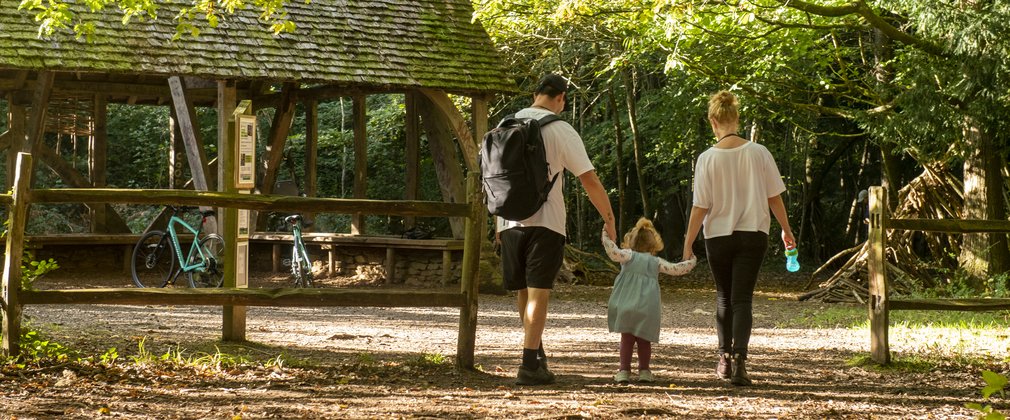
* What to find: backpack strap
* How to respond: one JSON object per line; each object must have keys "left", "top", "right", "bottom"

{"left": 537, "top": 114, "right": 561, "bottom": 127}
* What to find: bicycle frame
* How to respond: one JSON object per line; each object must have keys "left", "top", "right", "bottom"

{"left": 166, "top": 212, "right": 211, "bottom": 274}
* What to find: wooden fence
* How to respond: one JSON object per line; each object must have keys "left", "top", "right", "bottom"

{"left": 1, "top": 153, "right": 487, "bottom": 368}
{"left": 867, "top": 186, "right": 1010, "bottom": 364}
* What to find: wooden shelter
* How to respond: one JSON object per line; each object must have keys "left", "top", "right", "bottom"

{"left": 0, "top": 0, "right": 514, "bottom": 366}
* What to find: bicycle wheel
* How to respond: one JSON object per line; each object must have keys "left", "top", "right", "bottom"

{"left": 187, "top": 234, "right": 225, "bottom": 288}
{"left": 291, "top": 244, "right": 314, "bottom": 288}
{"left": 131, "top": 230, "right": 175, "bottom": 288}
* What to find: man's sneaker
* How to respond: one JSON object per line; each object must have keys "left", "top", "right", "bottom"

{"left": 716, "top": 353, "right": 732, "bottom": 379}
{"left": 638, "top": 369, "right": 655, "bottom": 383}
{"left": 614, "top": 370, "right": 631, "bottom": 383}
{"left": 517, "top": 363, "right": 556, "bottom": 385}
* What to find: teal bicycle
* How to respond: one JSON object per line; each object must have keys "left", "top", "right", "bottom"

{"left": 284, "top": 214, "right": 314, "bottom": 288}
{"left": 131, "top": 206, "right": 225, "bottom": 288}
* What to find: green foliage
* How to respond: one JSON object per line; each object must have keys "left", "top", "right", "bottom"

{"left": 17, "top": 330, "right": 75, "bottom": 364}
{"left": 966, "top": 370, "right": 1008, "bottom": 420}
{"left": 17, "top": 0, "right": 297, "bottom": 41}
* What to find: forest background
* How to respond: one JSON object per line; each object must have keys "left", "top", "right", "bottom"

{"left": 3, "top": 0, "right": 1010, "bottom": 299}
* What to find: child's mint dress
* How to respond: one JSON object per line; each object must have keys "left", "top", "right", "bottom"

{"left": 608, "top": 251, "right": 661, "bottom": 343}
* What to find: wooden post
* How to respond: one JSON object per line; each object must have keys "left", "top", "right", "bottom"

{"left": 2, "top": 153, "right": 33, "bottom": 357}
{"left": 89, "top": 95, "right": 108, "bottom": 233}
{"left": 351, "top": 94, "right": 367, "bottom": 235}
{"left": 218, "top": 81, "right": 248, "bottom": 341}
{"left": 868, "top": 186, "right": 889, "bottom": 364}
{"left": 457, "top": 174, "right": 484, "bottom": 368}
{"left": 385, "top": 248, "right": 396, "bottom": 284}
{"left": 6, "top": 98, "right": 25, "bottom": 189}
{"left": 304, "top": 100, "right": 318, "bottom": 230}
{"left": 404, "top": 92, "right": 420, "bottom": 229}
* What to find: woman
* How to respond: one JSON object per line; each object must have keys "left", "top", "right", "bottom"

{"left": 682, "top": 90, "right": 795, "bottom": 386}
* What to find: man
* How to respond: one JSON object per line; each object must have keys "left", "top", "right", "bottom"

{"left": 498, "top": 74, "right": 617, "bottom": 385}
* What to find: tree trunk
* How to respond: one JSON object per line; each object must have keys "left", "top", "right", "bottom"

{"left": 623, "top": 68, "right": 650, "bottom": 218}
{"left": 607, "top": 86, "right": 627, "bottom": 235}
{"left": 959, "top": 118, "right": 1010, "bottom": 285}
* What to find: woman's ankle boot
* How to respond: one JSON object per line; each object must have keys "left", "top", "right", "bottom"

{"left": 731, "top": 354, "right": 752, "bottom": 386}
{"left": 716, "top": 353, "right": 731, "bottom": 379}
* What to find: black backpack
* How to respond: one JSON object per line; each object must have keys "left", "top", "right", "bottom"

{"left": 479, "top": 114, "right": 561, "bottom": 221}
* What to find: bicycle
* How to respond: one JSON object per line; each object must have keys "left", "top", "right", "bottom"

{"left": 131, "top": 206, "right": 226, "bottom": 288}
{"left": 285, "top": 214, "right": 314, "bottom": 288}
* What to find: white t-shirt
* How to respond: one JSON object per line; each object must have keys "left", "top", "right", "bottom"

{"left": 497, "top": 107, "right": 595, "bottom": 237}
{"left": 692, "top": 141, "right": 786, "bottom": 239}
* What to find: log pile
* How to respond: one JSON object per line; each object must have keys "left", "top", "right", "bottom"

{"left": 800, "top": 166, "right": 963, "bottom": 302}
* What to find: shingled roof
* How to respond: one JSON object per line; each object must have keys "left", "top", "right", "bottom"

{"left": 0, "top": 0, "right": 515, "bottom": 94}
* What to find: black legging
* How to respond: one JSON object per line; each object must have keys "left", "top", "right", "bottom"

{"left": 705, "top": 231, "right": 768, "bottom": 358}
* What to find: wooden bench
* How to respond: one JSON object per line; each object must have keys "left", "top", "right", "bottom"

{"left": 248, "top": 233, "right": 464, "bottom": 285}
{"left": 24, "top": 234, "right": 195, "bottom": 273}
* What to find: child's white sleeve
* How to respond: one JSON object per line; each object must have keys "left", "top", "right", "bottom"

{"left": 657, "top": 255, "right": 697, "bottom": 276}
{"left": 601, "top": 229, "right": 632, "bottom": 264}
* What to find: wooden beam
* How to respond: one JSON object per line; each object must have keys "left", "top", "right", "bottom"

{"left": 418, "top": 89, "right": 478, "bottom": 171}
{"left": 890, "top": 298, "right": 1010, "bottom": 311}
{"left": 867, "top": 186, "right": 889, "bottom": 364}
{"left": 168, "top": 76, "right": 211, "bottom": 192}
{"left": 2, "top": 153, "right": 32, "bottom": 358}
{"left": 888, "top": 218, "right": 1010, "bottom": 233}
{"left": 259, "top": 82, "right": 298, "bottom": 195}
{"left": 169, "top": 106, "right": 185, "bottom": 189}
{"left": 31, "top": 189, "right": 471, "bottom": 217}
{"left": 5, "top": 98, "right": 25, "bottom": 189}
{"left": 90, "top": 95, "right": 108, "bottom": 233}
{"left": 305, "top": 100, "right": 319, "bottom": 229}
{"left": 20, "top": 288, "right": 466, "bottom": 308}
{"left": 418, "top": 94, "right": 466, "bottom": 238}
{"left": 3, "top": 80, "right": 221, "bottom": 104}
{"left": 24, "top": 71, "right": 54, "bottom": 154}
{"left": 352, "top": 94, "right": 367, "bottom": 234}
{"left": 404, "top": 92, "right": 420, "bottom": 229}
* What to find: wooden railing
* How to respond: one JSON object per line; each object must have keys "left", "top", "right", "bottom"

{"left": 1, "top": 153, "right": 487, "bottom": 368}
{"left": 867, "top": 186, "right": 1010, "bottom": 364}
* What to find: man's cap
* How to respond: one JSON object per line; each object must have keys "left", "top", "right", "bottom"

{"left": 535, "top": 74, "right": 568, "bottom": 95}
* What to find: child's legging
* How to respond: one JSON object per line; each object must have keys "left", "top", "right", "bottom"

{"left": 619, "top": 333, "right": 651, "bottom": 370}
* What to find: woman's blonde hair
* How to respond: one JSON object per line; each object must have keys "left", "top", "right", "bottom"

{"left": 621, "top": 217, "right": 664, "bottom": 254}
{"left": 707, "top": 90, "right": 739, "bottom": 125}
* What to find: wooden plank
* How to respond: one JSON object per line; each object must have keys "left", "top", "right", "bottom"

{"left": 248, "top": 233, "right": 464, "bottom": 250}
{"left": 168, "top": 76, "right": 210, "bottom": 192}
{"left": 259, "top": 82, "right": 298, "bottom": 195}
{"left": 867, "top": 186, "right": 889, "bottom": 364}
{"left": 890, "top": 298, "right": 1010, "bottom": 311}
{"left": 352, "top": 94, "right": 367, "bottom": 234}
{"left": 31, "top": 189, "right": 470, "bottom": 217}
{"left": 456, "top": 174, "right": 483, "bottom": 368}
{"left": 20, "top": 288, "right": 466, "bottom": 308}
{"left": 2, "top": 153, "right": 33, "bottom": 358}
{"left": 888, "top": 218, "right": 1010, "bottom": 233}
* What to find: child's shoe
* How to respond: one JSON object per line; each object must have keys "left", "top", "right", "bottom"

{"left": 614, "top": 370, "right": 631, "bottom": 383}
{"left": 638, "top": 369, "right": 655, "bottom": 383}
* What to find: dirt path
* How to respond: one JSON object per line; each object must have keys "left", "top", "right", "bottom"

{"left": 0, "top": 271, "right": 986, "bottom": 419}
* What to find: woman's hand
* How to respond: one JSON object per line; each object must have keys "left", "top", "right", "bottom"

{"left": 781, "top": 229, "right": 796, "bottom": 249}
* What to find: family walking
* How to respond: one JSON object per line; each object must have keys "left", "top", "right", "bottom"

{"left": 487, "top": 74, "right": 796, "bottom": 387}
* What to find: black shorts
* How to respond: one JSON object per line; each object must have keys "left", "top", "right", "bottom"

{"left": 500, "top": 226, "right": 566, "bottom": 290}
